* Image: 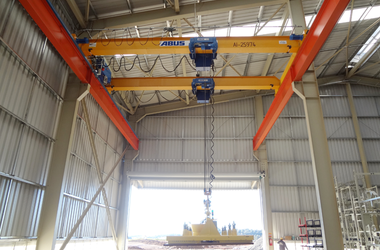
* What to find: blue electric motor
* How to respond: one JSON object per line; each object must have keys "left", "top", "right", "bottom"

{"left": 93, "top": 57, "right": 112, "bottom": 85}
{"left": 192, "top": 78, "right": 215, "bottom": 103}
{"left": 189, "top": 37, "right": 218, "bottom": 71}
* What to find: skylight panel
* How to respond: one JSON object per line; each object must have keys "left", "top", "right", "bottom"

{"left": 350, "top": 25, "right": 380, "bottom": 64}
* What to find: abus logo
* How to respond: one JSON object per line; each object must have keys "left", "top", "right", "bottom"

{"left": 160, "top": 41, "right": 186, "bottom": 46}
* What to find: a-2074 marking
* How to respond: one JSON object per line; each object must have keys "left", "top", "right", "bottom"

{"left": 233, "top": 42, "right": 256, "bottom": 47}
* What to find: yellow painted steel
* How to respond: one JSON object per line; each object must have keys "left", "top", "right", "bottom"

{"left": 166, "top": 219, "right": 254, "bottom": 246}
{"left": 80, "top": 36, "right": 301, "bottom": 56}
{"left": 107, "top": 76, "right": 280, "bottom": 91}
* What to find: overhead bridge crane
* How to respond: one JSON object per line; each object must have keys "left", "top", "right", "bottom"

{"left": 75, "top": 33, "right": 304, "bottom": 246}
{"left": 76, "top": 34, "right": 304, "bottom": 103}
{"left": 20, "top": 0, "right": 350, "bottom": 248}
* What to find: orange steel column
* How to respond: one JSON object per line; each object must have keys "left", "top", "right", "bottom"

{"left": 19, "top": 0, "right": 139, "bottom": 150}
{"left": 252, "top": 0, "right": 351, "bottom": 150}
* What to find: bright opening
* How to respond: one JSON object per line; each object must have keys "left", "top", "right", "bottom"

{"left": 128, "top": 187, "right": 262, "bottom": 239}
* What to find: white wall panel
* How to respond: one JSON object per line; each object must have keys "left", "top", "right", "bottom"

{"left": 2, "top": 2, "right": 45, "bottom": 70}
{"left": 363, "top": 140, "right": 380, "bottom": 162}
{"left": 368, "top": 163, "right": 380, "bottom": 186}
{"left": 359, "top": 118, "right": 380, "bottom": 139}
{"left": 0, "top": 46, "right": 34, "bottom": 118}
{"left": 351, "top": 84, "right": 380, "bottom": 96}
{"left": 267, "top": 140, "right": 294, "bottom": 161}
{"left": 269, "top": 163, "right": 298, "bottom": 185}
{"left": 272, "top": 213, "right": 319, "bottom": 239}
{"left": 0, "top": 182, "right": 44, "bottom": 237}
{"left": 332, "top": 162, "right": 363, "bottom": 184}
{"left": 319, "top": 84, "right": 347, "bottom": 96}
{"left": 59, "top": 94, "right": 125, "bottom": 239}
{"left": 270, "top": 186, "right": 300, "bottom": 212}
{"left": 0, "top": 111, "right": 23, "bottom": 174}
{"left": 295, "top": 162, "right": 315, "bottom": 186}
{"left": 354, "top": 97, "right": 379, "bottom": 117}
{"left": 13, "top": 127, "right": 50, "bottom": 185}
{"left": 328, "top": 139, "right": 360, "bottom": 162}
{"left": 140, "top": 180, "right": 253, "bottom": 189}
{"left": 320, "top": 97, "right": 351, "bottom": 117}
{"left": 324, "top": 118, "right": 355, "bottom": 138}
{"left": 0, "top": 1, "right": 68, "bottom": 238}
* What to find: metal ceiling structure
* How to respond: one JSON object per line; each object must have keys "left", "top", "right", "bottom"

{"left": 2, "top": 0, "right": 380, "bottom": 249}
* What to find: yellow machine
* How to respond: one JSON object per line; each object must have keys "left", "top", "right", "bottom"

{"left": 166, "top": 195, "right": 254, "bottom": 246}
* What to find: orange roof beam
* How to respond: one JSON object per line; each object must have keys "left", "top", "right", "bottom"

{"left": 107, "top": 76, "right": 280, "bottom": 91}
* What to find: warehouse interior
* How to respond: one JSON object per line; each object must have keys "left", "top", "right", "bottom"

{"left": 1, "top": 0, "right": 380, "bottom": 249}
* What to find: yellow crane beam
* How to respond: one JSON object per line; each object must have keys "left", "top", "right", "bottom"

{"left": 106, "top": 76, "right": 280, "bottom": 91}
{"left": 80, "top": 37, "right": 300, "bottom": 56}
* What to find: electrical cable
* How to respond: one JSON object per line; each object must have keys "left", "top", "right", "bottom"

{"left": 204, "top": 89, "right": 207, "bottom": 194}
{"left": 133, "top": 92, "right": 157, "bottom": 104}
{"left": 107, "top": 55, "right": 196, "bottom": 73}
{"left": 209, "top": 96, "right": 215, "bottom": 190}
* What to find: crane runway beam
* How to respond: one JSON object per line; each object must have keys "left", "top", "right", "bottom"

{"left": 79, "top": 37, "right": 301, "bottom": 56}
{"left": 106, "top": 76, "right": 280, "bottom": 91}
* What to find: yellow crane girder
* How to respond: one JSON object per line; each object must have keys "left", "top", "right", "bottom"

{"left": 106, "top": 76, "right": 280, "bottom": 92}
{"left": 80, "top": 37, "right": 300, "bottom": 56}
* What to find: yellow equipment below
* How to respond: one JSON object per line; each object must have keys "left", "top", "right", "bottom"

{"left": 165, "top": 196, "right": 254, "bottom": 246}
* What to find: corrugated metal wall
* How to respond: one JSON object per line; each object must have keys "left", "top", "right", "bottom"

{"left": 0, "top": 0, "right": 68, "bottom": 238}
{"left": 56, "top": 94, "right": 125, "bottom": 239}
{"left": 135, "top": 84, "right": 380, "bottom": 238}
{"left": 135, "top": 98, "right": 259, "bottom": 189}
{"left": 351, "top": 84, "right": 380, "bottom": 186}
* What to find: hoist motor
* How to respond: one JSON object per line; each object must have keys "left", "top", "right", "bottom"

{"left": 192, "top": 78, "right": 215, "bottom": 103}
{"left": 189, "top": 37, "right": 218, "bottom": 71}
{"left": 73, "top": 35, "right": 112, "bottom": 85}
{"left": 90, "top": 56, "right": 112, "bottom": 85}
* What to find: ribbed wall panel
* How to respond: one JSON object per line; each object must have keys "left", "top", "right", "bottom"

{"left": 155, "top": 98, "right": 255, "bottom": 117}
{"left": 26, "top": 80, "right": 62, "bottom": 138}
{"left": 96, "top": 109, "right": 110, "bottom": 141}
{"left": 320, "top": 97, "right": 351, "bottom": 117}
{"left": 267, "top": 140, "right": 294, "bottom": 161}
{"left": 270, "top": 186, "right": 300, "bottom": 212}
{"left": 0, "top": 111, "right": 23, "bottom": 174}
{"left": 351, "top": 84, "right": 380, "bottom": 96}
{"left": 64, "top": 156, "right": 90, "bottom": 198}
{"left": 0, "top": 2, "right": 68, "bottom": 238}
{"left": 0, "top": 1, "right": 12, "bottom": 29}
{"left": 296, "top": 162, "right": 315, "bottom": 186}
{"left": 319, "top": 85, "right": 347, "bottom": 96}
{"left": 363, "top": 140, "right": 380, "bottom": 161}
{"left": 293, "top": 140, "right": 312, "bottom": 161}
{"left": 298, "top": 187, "right": 318, "bottom": 212}
{"left": 328, "top": 139, "right": 360, "bottom": 162}
{"left": 13, "top": 127, "right": 50, "bottom": 185}
{"left": 59, "top": 94, "right": 125, "bottom": 238}
{"left": 57, "top": 197, "right": 84, "bottom": 238}
{"left": 0, "top": 46, "right": 34, "bottom": 118}
{"left": 269, "top": 163, "right": 298, "bottom": 185}
{"left": 324, "top": 118, "right": 355, "bottom": 138}
{"left": 80, "top": 205, "right": 98, "bottom": 238}
{"left": 272, "top": 213, "right": 319, "bottom": 239}
{"left": 136, "top": 98, "right": 257, "bottom": 189}
{"left": 37, "top": 42, "right": 69, "bottom": 96}
{"left": 96, "top": 207, "right": 108, "bottom": 237}
{"left": 140, "top": 180, "right": 253, "bottom": 189}
{"left": 368, "top": 164, "right": 380, "bottom": 186}
{"left": 354, "top": 97, "right": 379, "bottom": 117}
{"left": 359, "top": 118, "right": 380, "bottom": 139}
{"left": 2, "top": 2, "right": 45, "bottom": 70}
{"left": 0, "top": 182, "right": 44, "bottom": 237}
{"left": 332, "top": 162, "right": 363, "bottom": 184}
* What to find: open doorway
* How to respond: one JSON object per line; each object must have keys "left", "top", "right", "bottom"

{"left": 128, "top": 187, "right": 262, "bottom": 249}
